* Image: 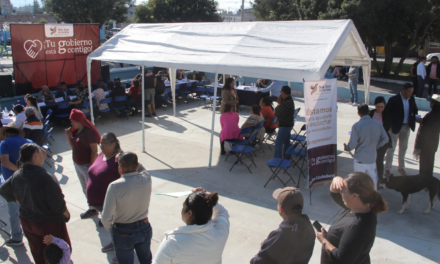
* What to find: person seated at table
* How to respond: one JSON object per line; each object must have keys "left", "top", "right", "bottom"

{"left": 110, "top": 77, "right": 128, "bottom": 116}
{"left": 68, "top": 86, "right": 89, "bottom": 115}
{"left": 260, "top": 96, "right": 277, "bottom": 133}
{"left": 55, "top": 82, "right": 74, "bottom": 101}
{"left": 220, "top": 104, "right": 242, "bottom": 155}
{"left": 24, "top": 94, "right": 43, "bottom": 120}
{"left": 218, "top": 74, "right": 229, "bottom": 84}
{"left": 38, "top": 85, "right": 54, "bottom": 103}
{"left": 256, "top": 79, "right": 270, "bottom": 88}
{"left": 13, "top": 104, "right": 27, "bottom": 130}
{"left": 92, "top": 84, "right": 109, "bottom": 112}
{"left": 77, "top": 80, "right": 86, "bottom": 92}
{"left": 23, "top": 108, "right": 45, "bottom": 146}
{"left": 128, "top": 80, "right": 141, "bottom": 115}
{"left": 256, "top": 80, "right": 282, "bottom": 102}
{"left": 96, "top": 79, "right": 108, "bottom": 91}
{"left": 220, "top": 78, "right": 239, "bottom": 114}
{"left": 241, "top": 105, "right": 265, "bottom": 143}
{"left": 176, "top": 70, "right": 186, "bottom": 80}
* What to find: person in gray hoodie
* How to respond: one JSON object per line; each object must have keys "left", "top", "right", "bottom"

{"left": 347, "top": 66, "right": 360, "bottom": 106}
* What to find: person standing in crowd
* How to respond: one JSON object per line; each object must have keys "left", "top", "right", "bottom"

{"left": 416, "top": 56, "right": 427, "bottom": 97}
{"left": 24, "top": 94, "right": 43, "bottom": 120}
{"left": 220, "top": 104, "right": 242, "bottom": 155}
{"left": 414, "top": 94, "right": 440, "bottom": 176}
{"left": 13, "top": 104, "right": 27, "bottom": 130}
{"left": 23, "top": 108, "right": 45, "bottom": 147}
{"left": 260, "top": 97, "right": 277, "bottom": 133}
{"left": 38, "top": 85, "right": 55, "bottom": 103}
{"left": 256, "top": 80, "right": 282, "bottom": 102}
{"left": 153, "top": 187, "right": 230, "bottom": 264}
{"left": 274, "top": 86, "right": 294, "bottom": 159}
{"left": 0, "top": 124, "right": 33, "bottom": 247}
{"left": 55, "top": 82, "right": 74, "bottom": 101}
{"left": 316, "top": 173, "right": 387, "bottom": 264}
{"left": 368, "top": 97, "right": 392, "bottom": 188}
{"left": 347, "top": 66, "right": 359, "bottom": 106}
{"left": 101, "top": 152, "right": 152, "bottom": 264}
{"left": 0, "top": 143, "right": 71, "bottom": 264}
{"left": 145, "top": 72, "right": 158, "bottom": 117}
{"left": 426, "top": 56, "right": 439, "bottom": 96}
{"left": 220, "top": 78, "right": 239, "bottom": 113}
{"left": 410, "top": 57, "right": 421, "bottom": 96}
{"left": 241, "top": 105, "right": 265, "bottom": 142}
{"left": 65, "top": 109, "right": 100, "bottom": 219}
{"left": 384, "top": 83, "right": 418, "bottom": 176}
{"left": 251, "top": 187, "right": 315, "bottom": 264}
{"left": 345, "top": 104, "right": 388, "bottom": 189}
{"left": 87, "top": 133, "right": 122, "bottom": 254}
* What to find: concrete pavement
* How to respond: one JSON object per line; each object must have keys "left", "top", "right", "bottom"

{"left": 0, "top": 97, "right": 439, "bottom": 264}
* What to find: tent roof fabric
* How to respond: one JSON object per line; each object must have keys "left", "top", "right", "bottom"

{"left": 88, "top": 19, "right": 370, "bottom": 82}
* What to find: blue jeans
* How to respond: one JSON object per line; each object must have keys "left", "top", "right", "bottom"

{"left": 7, "top": 202, "right": 23, "bottom": 241}
{"left": 275, "top": 126, "right": 293, "bottom": 159}
{"left": 428, "top": 78, "right": 438, "bottom": 96}
{"left": 112, "top": 220, "right": 152, "bottom": 264}
{"left": 349, "top": 80, "right": 358, "bottom": 103}
{"left": 417, "top": 76, "right": 425, "bottom": 97}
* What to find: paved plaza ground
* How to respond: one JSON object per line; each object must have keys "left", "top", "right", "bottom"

{"left": 0, "top": 96, "right": 439, "bottom": 264}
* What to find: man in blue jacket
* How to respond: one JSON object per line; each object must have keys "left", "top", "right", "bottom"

{"left": 251, "top": 187, "right": 315, "bottom": 264}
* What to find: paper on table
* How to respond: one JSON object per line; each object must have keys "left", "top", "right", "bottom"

{"left": 104, "top": 91, "right": 110, "bottom": 96}
{"left": 38, "top": 102, "right": 46, "bottom": 107}
{"left": 69, "top": 96, "right": 77, "bottom": 101}
{"left": 156, "top": 191, "right": 192, "bottom": 198}
{"left": 55, "top": 97, "right": 64, "bottom": 103}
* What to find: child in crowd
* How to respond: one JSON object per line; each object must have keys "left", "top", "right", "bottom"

{"left": 43, "top": 235, "right": 73, "bottom": 264}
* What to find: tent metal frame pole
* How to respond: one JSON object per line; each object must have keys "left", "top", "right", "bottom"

{"left": 208, "top": 72, "right": 219, "bottom": 169}
{"left": 171, "top": 68, "right": 176, "bottom": 117}
{"left": 142, "top": 65, "right": 145, "bottom": 153}
{"left": 88, "top": 59, "right": 94, "bottom": 124}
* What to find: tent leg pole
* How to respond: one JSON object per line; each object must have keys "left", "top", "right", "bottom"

{"left": 208, "top": 72, "right": 219, "bottom": 169}
{"left": 88, "top": 60, "right": 94, "bottom": 124}
{"left": 142, "top": 66, "right": 145, "bottom": 153}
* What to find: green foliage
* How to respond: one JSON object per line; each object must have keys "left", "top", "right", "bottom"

{"left": 38, "top": 18, "right": 48, "bottom": 24}
{"left": 45, "top": 0, "right": 130, "bottom": 25}
{"left": 33, "top": 0, "right": 43, "bottom": 14}
{"left": 135, "top": 0, "right": 222, "bottom": 23}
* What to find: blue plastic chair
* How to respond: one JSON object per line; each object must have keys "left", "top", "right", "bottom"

{"left": 290, "top": 124, "right": 307, "bottom": 144}
{"left": 287, "top": 142, "right": 308, "bottom": 187}
{"left": 98, "top": 98, "right": 114, "bottom": 124}
{"left": 229, "top": 132, "right": 257, "bottom": 173}
{"left": 225, "top": 126, "right": 255, "bottom": 161}
{"left": 264, "top": 144, "right": 296, "bottom": 187}
{"left": 253, "top": 121, "right": 266, "bottom": 153}
{"left": 113, "top": 95, "right": 128, "bottom": 119}
{"left": 54, "top": 103, "right": 70, "bottom": 130}
{"left": 43, "top": 109, "right": 53, "bottom": 123}
{"left": 263, "top": 117, "right": 278, "bottom": 150}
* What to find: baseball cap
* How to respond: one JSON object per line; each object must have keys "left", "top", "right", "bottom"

{"left": 273, "top": 187, "right": 304, "bottom": 212}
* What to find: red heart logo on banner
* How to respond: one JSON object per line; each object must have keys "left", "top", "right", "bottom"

{"left": 23, "top": 40, "right": 43, "bottom": 59}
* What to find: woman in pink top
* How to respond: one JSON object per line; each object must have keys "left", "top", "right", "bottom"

{"left": 220, "top": 104, "right": 242, "bottom": 155}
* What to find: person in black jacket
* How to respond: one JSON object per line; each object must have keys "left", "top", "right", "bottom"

{"left": 0, "top": 143, "right": 71, "bottom": 264}
{"left": 274, "top": 86, "right": 295, "bottom": 159}
{"left": 384, "top": 83, "right": 418, "bottom": 176}
{"left": 413, "top": 94, "right": 440, "bottom": 176}
{"left": 110, "top": 77, "right": 128, "bottom": 116}
{"left": 23, "top": 108, "right": 45, "bottom": 147}
{"left": 251, "top": 187, "right": 315, "bottom": 264}
{"left": 369, "top": 96, "right": 392, "bottom": 188}
{"left": 426, "top": 56, "right": 440, "bottom": 96}
{"left": 54, "top": 82, "right": 74, "bottom": 100}
{"left": 316, "top": 173, "right": 388, "bottom": 264}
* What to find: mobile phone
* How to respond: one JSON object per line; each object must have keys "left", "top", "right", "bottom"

{"left": 313, "top": 220, "right": 324, "bottom": 232}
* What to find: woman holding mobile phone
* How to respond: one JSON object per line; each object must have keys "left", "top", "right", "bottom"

{"left": 316, "top": 172, "right": 388, "bottom": 264}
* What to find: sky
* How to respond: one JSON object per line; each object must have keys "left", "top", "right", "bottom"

{"left": 11, "top": 0, "right": 252, "bottom": 12}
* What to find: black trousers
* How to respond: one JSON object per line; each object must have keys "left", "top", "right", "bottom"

{"left": 376, "top": 145, "right": 388, "bottom": 183}
{"left": 419, "top": 149, "right": 436, "bottom": 176}
{"left": 221, "top": 138, "right": 237, "bottom": 152}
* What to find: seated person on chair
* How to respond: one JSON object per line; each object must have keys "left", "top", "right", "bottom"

{"left": 92, "top": 84, "right": 109, "bottom": 111}
{"left": 127, "top": 80, "right": 141, "bottom": 115}
{"left": 96, "top": 79, "right": 108, "bottom": 91}
{"left": 55, "top": 82, "right": 74, "bottom": 101}
{"left": 110, "top": 77, "right": 128, "bottom": 116}
{"left": 220, "top": 104, "right": 242, "bottom": 155}
{"left": 241, "top": 105, "right": 265, "bottom": 142}
{"left": 13, "top": 105, "right": 27, "bottom": 130}
{"left": 23, "top": 108, "right": 45, "bottom": 147}
{"left": 260, "top": 97, "right": 277, "bottom": 133}
{"left": 68, "top": 86, "right": 89, "bottom": 114}
{"left": 176, "top": 70, "right": 186, "bottom": 80}
{"left": 38, "top": 85, "right": 55, "bottom": 103}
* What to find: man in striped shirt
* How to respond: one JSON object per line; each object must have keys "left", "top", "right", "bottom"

{"left": 23, "top": 108, "right": 45, "bottom": 147}
{"left": 274, "top": 86, "right": 295, "bottom": 159}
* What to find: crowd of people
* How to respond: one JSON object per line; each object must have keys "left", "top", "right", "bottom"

{"left": 412, "top": 56, "right": 440, "bottom": 98}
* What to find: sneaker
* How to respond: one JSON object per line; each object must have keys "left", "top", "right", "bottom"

{"left": 352, "top": 103, "right": 358, "bottom": 106}
{"left": 101, "top": 241, "right": 114, "bottom": 252}
{"left": 398, "top": 168, "right": 407, "bottom": 176}
{"left": 111, "top": 256, "right": 118, "bottom": 264}
{"left": 80, "top": 209, "right": 99, "bottom": 219}
{"left": 5, "top": 239, "right": 23, "bottom": 247}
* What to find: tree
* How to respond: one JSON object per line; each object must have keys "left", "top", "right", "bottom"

{"left": 33, "top": 0, "right": 43, "bottom": 14}
{"left": 135, "top": 0, "right": 222, "bottom": 23}
{"left": 45, "top": 0, "right": 130, "bottom": 25}
{"left": 38, "top": 18, "right": 48, "bottom": 23}
{"left": 252, "top": 0, "right": 298, "bottom": 21}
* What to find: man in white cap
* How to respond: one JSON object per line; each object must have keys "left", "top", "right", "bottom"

{"left": 250, "top": 187, "right": 315, "bottom": 264}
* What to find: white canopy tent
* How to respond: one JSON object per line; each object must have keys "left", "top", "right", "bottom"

{"left": 86, "top": 19, "right": 371, "bottom": 167}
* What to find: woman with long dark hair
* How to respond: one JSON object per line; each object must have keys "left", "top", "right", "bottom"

{"left": 153, "top": 187, "right": 230, "bottom": 264}
{"left": 414, "top": 94, "right": 440, "bottom": 176}
{"left": 220, "top": 77, "right": 239, "bottom": 113}
{"left": 0, "top": 143, "right": 71, "bottom": 264}
{"left": 369, "top": 96, "right": 392, "bottom": 188}
{"left": 24, "top": 94, "right": 43, "bottom": 120}
{"left": 316, "top": 172, "right": 388, "bottom": 264}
